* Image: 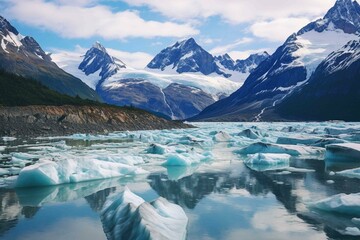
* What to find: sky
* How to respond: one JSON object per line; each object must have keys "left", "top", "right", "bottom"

{"left": 0, "top": 0, "right": 336, "bottom": 68}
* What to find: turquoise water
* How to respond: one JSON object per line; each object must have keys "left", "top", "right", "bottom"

{"left": 1, "top": 122, "right": 360, "bottom": 239}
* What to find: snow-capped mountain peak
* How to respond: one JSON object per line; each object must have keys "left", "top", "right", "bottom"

{"left": 299, "top": 0, "right": 360, "bottom": 34}
{"left": 0, "top": 15, "right": 51, "bottom": 61}
{"left": 147, "top": 38, "right": 230, "bottom": 77}
{"left": 322, "top": 39, "right": 360, "bottom": 74}
{"left": 92, "top": 41, "right": 107, "bottom": 52}
{"left": 78, "top": 42, "right": 126, "bottom": 80}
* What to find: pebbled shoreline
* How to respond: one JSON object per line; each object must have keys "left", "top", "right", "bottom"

{"left": 0, "top": 105, "right": 192, "bottom": 137}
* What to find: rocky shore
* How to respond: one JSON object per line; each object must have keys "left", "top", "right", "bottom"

{"left": 0, "top": 105, "right": 192, "bottom": 137}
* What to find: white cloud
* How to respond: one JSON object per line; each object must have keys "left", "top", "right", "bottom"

{"left": 4, "top": 0, "right": 198, "bottom": 40}
{"left": 199, "top": 37, "right": 221, "bottom": 45}
{"left": 210, "top": 38, "right": 253, "bottom": 56}
{"left": 107, "top": 48, "right": 153, "bottom": 69}
{"left": 122, "top": 0, "right": 334, "bottom": 24}
{"left": 250, "top": 18, "right": 311, "bottom": 42}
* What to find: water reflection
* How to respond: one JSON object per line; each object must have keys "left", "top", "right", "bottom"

{"left": 0, "top": 158, "right": 359, "bottom": 239}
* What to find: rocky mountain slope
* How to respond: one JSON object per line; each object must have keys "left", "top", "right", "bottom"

{"left": 0, "top": 105, "right": 191, "bottom": 137}
{"left": 191, "top": 0, "right": 360, "bottom": 122}
{"left": 274, "top": 39, "right": 360, "bottom": 121}
{"left": 52, "top": 41, "right": 241, "bottom": 120}
{"left": 0, "top": 16, "right": 99, "bottom": 101}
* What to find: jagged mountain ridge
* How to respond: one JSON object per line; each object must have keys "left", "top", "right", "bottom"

{"left": 0, "top": 16, "right": 99, "bottom": 101}
{"left": 274, "top": 39, "right": 360, "bottom": 121}
{"left": 79, "top": 42, "right": 126, "bottom": 81}
{"left": 53, "top": 42, "right": 237, "bottom": 119}
{"left": 191, "top": 0, "right": 360, "bottom": 121}
{"left": 146, "top": 38, "right": 269, "bottom": 82}
{"left": 147, "top": 38, "right": 230, "bottom": 78}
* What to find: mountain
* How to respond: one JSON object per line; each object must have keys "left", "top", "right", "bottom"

{"left": 215, "top": 52, "right": 270, "bottom": 82}
{"left": 274, "top": 39, "right": 360, "bottom": 121}
{"left": 191, "top": 0, "right": 360, "bottom": 122}
{"left": 147, "top": 38, "right": 230, "bottom": 78}
{"left": 79, "top": 42, "right": 126, "bottom": 87}
{"left": 53, "top": 42, "right": 240, "bottom": 120}
{"left": 0, "top": 16, "right": 99, "bottom": 101}
{"left": 146, "top": 38, "right": 269, "bottom": 83}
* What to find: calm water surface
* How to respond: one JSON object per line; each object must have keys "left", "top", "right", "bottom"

{"left": 0, "top": 122, "right": 360, "bottom": 240}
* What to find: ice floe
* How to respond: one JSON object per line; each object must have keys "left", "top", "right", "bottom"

{"left": 213, "top": 131, "right": 232, "bottom": 142}
{"left": 15, "top": 158, "right": 147, "bottom": 187}
{"left": 244, "top": 153, "right": 291, "bottom": 171}
{"left": 162, "top": 151, "right": 212, "bottom": 166}
{"left": 101, "top": 187, "right": 188, "bottom": 240}
{"left": 309, "top": 193, "right": 360, "bottom": 217}
{"left": 325, "top": 143, "right": 360, "bottom": 163}
{"left": 336, "top": 168, "right": 360, "bottom": 179}
{"left": 237, "top": 129, "right": 263, "bottom": 139}
{"left": 236, "top": 142, "right": 325, "bottom": 157}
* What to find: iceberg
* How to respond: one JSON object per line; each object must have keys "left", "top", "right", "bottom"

{"left": 145, "top": 143, "right": 168, "bottom": 155}
{"left": 213, "top": 131, "right": 232, "bottom": 142}
{"left": 237, "top": 129, "right": 262, "bottom": 139}
{"left": 325, "top": 127, "right": 360, "bottom": 135}
{"left": 236, "top": 142, "right": 324, "bottom": 157}
{"left": 244, "top": 153, "right": 291, "bottom": 171}
{"left": 2, "top": 137, "right": 16, "bottom": 141}
{"left": 101, "top": 187, "right": 188, "bottom": 240}
{"left": 162, "top": 151, "right": 212, "bottom": 166}
{"left": 15, "top": 158, "right": 147, "bottom": 188}
{"left": 277, "top": 136, "right": 346, "bottom": 147}
{"left": 325, "top": 143, "right": 360, "bottom": 163}
{"left": 309, "top": 193, "right": 360, "bottom": 217}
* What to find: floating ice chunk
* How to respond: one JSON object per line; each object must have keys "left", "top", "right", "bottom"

{"left": 352, "top": 218, "right": 360, "bottom": 224}
{"left": 325, "top": 127, "right": 360, "bottom": 135}
{"left": 178, "top": 136, "right": 204, "bottom": 145}
{"left": 146, "top": 144, "right": 167, "bottom": 155}
{"left": 0, "top": 168, "right": 9, "bottom": 176}
{"left": 0, "top": 146, "right": 5, "bottom": 152}
{"left": 12, "top": 152, "right": 38, "bottom": 160}
{"left": 238, "top": 129, "right": 262, "bottom": 139}
{"left": 15, "top": 158, "right": 147, "bottom": 187}
{"left": 162, "top": 152, "right": 211, "bottom": 166}
{"left": 11, "top": 157, "right": 32, "bottom": 168}
{"left": 285, "top": 167, "right": 315, "bottom": 173}
{"left": 101, "top": 187, "right": 188, "bottom": 240}
{"left": 343, "top": 227, "right": 360, "bottom": 236}
{"left": 276, "top": 136, "right": 322, "bottom": 145}
{"left": 236, "top": 142, "right": 324, "bottom": 157}
{"left": 2, "top": 137, "right": 16, "bottom": 142}
{"left": 309, "top": 193, "right": 360, "bottom": 217}
{"left": 244, "top": 153, "right": 291, "bottom": 171}
{"left": 325, "top": 143, "right": 360, "bottom": 163}
{"left": 336, "top": 168, "right": 360, "bottom": 179}
{"left": 164, "top": 154, "right": 193, "bottom": 166}
{"left": 213, "top": 131, "right": 232, "bottom": 142}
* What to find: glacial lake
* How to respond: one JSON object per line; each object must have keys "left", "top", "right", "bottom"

{"left": 1, "top": 122, "right": 360, "bottom": 240}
